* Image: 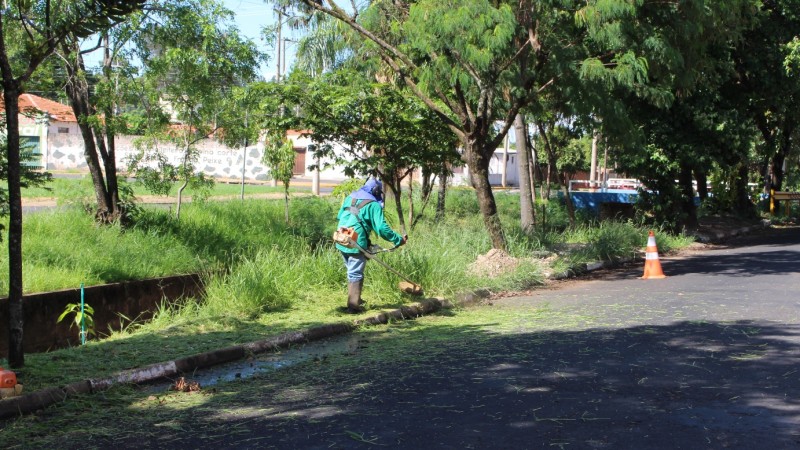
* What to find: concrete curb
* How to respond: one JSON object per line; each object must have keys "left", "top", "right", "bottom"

{"left": 0, "top": 223, "right": 769, "bottom": 419}
{"left": 0, "top": 297, "right": 452, "bottom": 420}
{"left": 548, "top": 256, "right": 639, "bottom": 281}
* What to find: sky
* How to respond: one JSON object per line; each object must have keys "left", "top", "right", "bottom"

{"left": 221, "top": 0, "right": 297, "bottom": 79}
{"left": 81, "top": 0, "right": 295, "bottom": 80}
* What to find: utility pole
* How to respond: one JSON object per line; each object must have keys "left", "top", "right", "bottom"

{"left": 311, "top": 147, "right": 320, "bottom": 196}
{"left": 275, "top": 7, "right": 282, "bottom": 82}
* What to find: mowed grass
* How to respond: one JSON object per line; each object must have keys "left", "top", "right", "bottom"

{"left": 0, "top": 186, "right": 693, "bottom": 392}
{"left": 0, "top": 304, "right": 588, "bottom": 448}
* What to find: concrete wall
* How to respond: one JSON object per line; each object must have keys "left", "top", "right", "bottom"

{"left": 0, "top": 274, "right": 203, "bottom": 357}
{"left": 43, "top": 122, "right": 83, "bottom": 170}
{"left": 452, "top": 150, "right": 520, "bottom": 187}
{"left": 42, "top": 129, "right": 350, "bottom": 182}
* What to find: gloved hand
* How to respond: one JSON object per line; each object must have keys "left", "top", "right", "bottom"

{"left": 401, "top": 234, "right": 408, "bottom": 246}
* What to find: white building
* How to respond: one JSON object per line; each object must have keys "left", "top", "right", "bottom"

{"left": 0, "top": 93, "right": 83, "bottom": 169}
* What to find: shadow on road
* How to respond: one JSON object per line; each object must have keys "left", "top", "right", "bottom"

{"left": 663, "top": 249, "right": 800, "bottom": 277}
{"left": 51, "top": 319, "right": 800, "bottom": 449}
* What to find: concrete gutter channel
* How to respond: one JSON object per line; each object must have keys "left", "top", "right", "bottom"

{"left": 0, "top": 222, "right": 768, "bottom": 420}
{"left": 0, "top": 297, "right": 459, "bottom": 419}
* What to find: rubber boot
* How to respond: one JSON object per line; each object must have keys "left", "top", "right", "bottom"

{"left": 347, "top": 280, "right": 366, "bottom": 313}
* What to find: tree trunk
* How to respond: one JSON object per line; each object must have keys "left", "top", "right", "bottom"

{"left": 465, "top": 141, "right": 506, "bottom": 250}
{"left": 755, "top": 115, "right": 787, "bottom": 212}
{"left": 406, "top": 171, "right": 414, "bottom": 229}
{"left": 421, "top": 166, "right": 434, "bottom": 202}
{"left": 734, "top": 163, "right": 757, "bottom": 218}
{"left": 101, "top": 126, "right": 122, "bottom": 218}
{"left": 528, "top": 137, "right": 538, "bottom": 203}
{"left": 411, "top": 166, "right": 436, "bottom": 229}
{"left": 176, "top": 179, "right": 188, "bottom": 220}
{"left": 770, "top": 153, "right": 785, "bottom": 191}
{"left": 62, "top": 48, "right": 113, "bottom": 218}
{"left": 694, "top": 169, "right": 708, "bottom": 201}
{"left": 544, "top": 165, "right": 552, "bottom": 199}
{"left": 560, "top": 173, "right": 576, "bottom": 227}
{"left": 539, "top": 122, "right": 553, "bottom": 199}
{"left": 768, "top": 124, "right": 792, "bottom": 211}
{"left": 435, "top": 164, "right": 448, "bottom": 221}
{"left": 175, "top": 116, "right": 194, "bottom": 220}
{"left": 3, "top": 84, "right": 25, "bottom": 367}
{"left": 100, "top": 37, "right": 123, "bottom": 222}
{"left": 536, "top": 121, "right": 568, "bottom": 224}
{"left": 678, "top": 165, "right": 698, "bottom": 230}
{"left": 770, "top": 121, "right": 795, "bottom": 213}
{"left": 284, "top": 186, "right": 290, "bottom": 223}
{"left": 514, "top": 114, "right": 535, "bottom": 232}
{"left": 176, "top": 144, "right": 190, "bottom": 220}
{"left": 384, "top": 173, "right": 406, "bottom": 233}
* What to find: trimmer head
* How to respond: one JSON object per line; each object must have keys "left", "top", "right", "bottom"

{"left": 398, "top": 281, "right": 424, "bottom": 296}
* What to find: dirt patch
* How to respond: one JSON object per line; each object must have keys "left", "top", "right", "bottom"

{"left": 468, "top": 249, "right": 521, "bottom": 278}
{"left": 692, "top": 215, "right": 768, "bottom": 243}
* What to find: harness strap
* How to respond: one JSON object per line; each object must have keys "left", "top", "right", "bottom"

{"left": 349, "top": 198, "right": 373, "bottom": 230}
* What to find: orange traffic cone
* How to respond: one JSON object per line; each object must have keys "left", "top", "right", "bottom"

{"left": 641, "top": 230, "right": 666, "bottom": 279}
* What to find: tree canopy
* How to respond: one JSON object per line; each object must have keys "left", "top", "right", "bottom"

{"left": 1, "top": 0, "right": 146, "bottom": 367}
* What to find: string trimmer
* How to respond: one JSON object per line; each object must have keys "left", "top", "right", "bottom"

{"left": 334, "top": 228, "right": 424, "bottom": 295}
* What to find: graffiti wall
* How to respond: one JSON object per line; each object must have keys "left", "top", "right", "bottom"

{"left": 41, "top": 129, "right": 348, "bottom": 181}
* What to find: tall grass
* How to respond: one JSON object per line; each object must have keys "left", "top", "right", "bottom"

{"left": 2, "top": 208, "right": 205, "bottom": 294}
{"left": 0, "top": 196, "right": 339, "bottom": 295}
{"left": 2, "top": 187, "right": 700, "bottom": 391}
{"left": 200, "top": 244, "right": 344, "bottom": 319}
{"left": 3, "top": 187, "right": 692, "bottom": 300}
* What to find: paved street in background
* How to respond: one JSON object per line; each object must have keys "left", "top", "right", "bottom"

{"left": 21, "top": 175, "right": 335, "bottom": 213}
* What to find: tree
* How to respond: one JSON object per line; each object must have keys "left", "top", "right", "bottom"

{"left": 215, "top": 85, "right": 264, "bottom": 199}
{"left": 577, "top": 0, "right": 757, "bottom": 229}
{"left": 278, "top": 0, "right": 651, "bottom": 250}
{"left": 220, "top": 80, "right": 303, "bottom": 221}
{"left": 58, "top": 36, "right": 123, "bottom": 223}
{"left": 533, "top": 117, "right": 592, "bottom": 228}
{"left": 292, "top": 9, "right": 357, "bottom": 77}
{"left": 290, "top": 8, "right": 463, "bottom": 224}
{"left": 263, "top": 138, "right": 296, "bottom": 222}
{"left": 729, "top": 0, "right": 800, "bottom": 211}
{"left": 295, "top": 69, "right": 458, "bottom": 231}
{"left": 55, "top": 6, "right": 159, "bottom": 224}
{"left": 0, "top": 0, "right": 144, "bottom": 367}
{"left": 514, "top": 114, "right": 535, "bottom": 232}
{"left": 125, "top": 0, "right": 264, "bottom": 219}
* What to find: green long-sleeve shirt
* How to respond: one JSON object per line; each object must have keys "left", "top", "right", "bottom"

{"left": 335, "top": 196, "right": 404, "bottom": 254}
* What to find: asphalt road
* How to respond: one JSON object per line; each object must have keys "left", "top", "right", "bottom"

{"left": 258, "top": 227, "right": 799, "bottom": 450}
{"left": 11, "top": 227, "right": 800, "bottom": 449}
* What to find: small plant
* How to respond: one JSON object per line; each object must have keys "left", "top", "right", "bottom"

{"left": 332, "top": 178, "right": 363, "bottom": 199}
{"left": 57, "top": 302, "right": 96, "bottom": 343}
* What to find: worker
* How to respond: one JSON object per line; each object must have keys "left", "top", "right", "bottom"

{"left": 335, "top": 177, "right": 406, "bottom": 313}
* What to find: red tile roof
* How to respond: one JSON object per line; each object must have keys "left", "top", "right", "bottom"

{"left": 0, "top": 93, "right": 76, "bottom": 122}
